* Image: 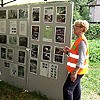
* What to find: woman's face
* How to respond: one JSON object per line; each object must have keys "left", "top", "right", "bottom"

{"left": 73, "top": 25, "right": 83, "bottom": 36}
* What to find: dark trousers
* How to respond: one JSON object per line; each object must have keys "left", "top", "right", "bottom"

{"left": 63, "top": 73, "right": 83, "bottom": 100}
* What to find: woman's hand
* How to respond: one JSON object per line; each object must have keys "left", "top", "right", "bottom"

{"left": 70, "top": 72, "right": 77, "bottom": 82}
{"left": 63, "top": 46, "right": 70, "bottom": 54}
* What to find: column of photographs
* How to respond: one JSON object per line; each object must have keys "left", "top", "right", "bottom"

{"left": 0, "top": 8, "right": 28, "bottom": 79}
{"left": 31, "top": 6, "right": 67, "bottom": 79}
{"left": 30, "top": 43, "right": 39, "bottom": 75}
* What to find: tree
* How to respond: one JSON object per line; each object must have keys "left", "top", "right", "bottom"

{"left": 69, "top": 0, "right": 94, "bottom": 21}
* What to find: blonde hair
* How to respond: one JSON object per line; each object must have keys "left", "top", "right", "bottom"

{"left": 74, "top": 20, "right": 89, "bottom": 32}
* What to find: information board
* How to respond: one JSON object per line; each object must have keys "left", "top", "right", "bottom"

{"left": 0, "top": 1, "right": 74, "bottom": 100}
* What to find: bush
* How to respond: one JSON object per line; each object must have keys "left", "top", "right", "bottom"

{"left": 89, "top": 39, "right": 100, "bottom": 62}
{"left": 86, "top": 23, "right": 100, "bottom": 40}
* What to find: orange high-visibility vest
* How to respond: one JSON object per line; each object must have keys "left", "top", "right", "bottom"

{"left": 66, "top": 35, "right": 89, "bottom": 75}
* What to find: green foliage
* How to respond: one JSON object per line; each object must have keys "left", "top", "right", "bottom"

{"left": 70, "top": 0, "right": 90, "bottom": 21}
{"left": 88, "top": 39, "right": 100, "bottom": 63}
{"left": 86, "top": 24, "right": 100, "bottom": 40}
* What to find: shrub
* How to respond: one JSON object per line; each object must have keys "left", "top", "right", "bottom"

{"left": 86, "top": 23, "right": 100, "bottom": 40}
{"left": 89, "top": 39, "right": 100, "bottom": 63}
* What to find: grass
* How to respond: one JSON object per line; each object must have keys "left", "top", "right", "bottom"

{"left": 0, "top": 81, "right": 51, "bottom": 100}
{"left": 81, "top": 62, "right": 100, "bottom": 100}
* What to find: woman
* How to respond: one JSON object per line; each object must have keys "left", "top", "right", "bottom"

{"left": 63, "top": 20, "right": 89, "bottom": 100}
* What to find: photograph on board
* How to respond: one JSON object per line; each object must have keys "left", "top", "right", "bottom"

{"left": 0, "top": 21, "right": 6, "bottom": 33}
{"left": 8, "top": 35, "right": 17, "bottom": 45}
{"left": 31, "top": 44, "right": 39, "bottom": 59}
{"left": 40, "top": 62, "right": 48, "bottom": 77}
{"left": 18, "top": 51, "right": 25, "bottom": 64}
{"left": 0, "top": 10, "right": 6, "bottom": 19}
{"left": 56, "top": 6, "right": 67, "bottom": 23}
{"left": 10, "top": 21, "right": 17, "bottom": 34}
{"left": 48, "top": 63, "right": 58, "bottom": 79}
{"left": 8, "top": 10, "right": 17, "bottom": 19}
{"left": 10, "top": 63, "right": 18, "bottom": 77}
{"left": 31, "top": 25, "right": 40, "bottom": 40}
{"left": 1, "top": 47, "right": 6, "bottom": 59}
{"left": 42, "top": 45, "right": 52, "bottom": 61}
{"left": 19, "top": 8, "right": 28, "bottom": 19}
{"left": 19, "top": 37, "right": 28, "bottom": 47}
{"left": 19, "top": 21, "right": 27, "bottom": 36}
{"left": 44, "top": 6, "right": 54, "bottom": 23}
{"left": 55, "top": 26, "right": 66, "bottom": 43}
{"left": 30, "top": 59, "right": 38, "bottom": 75}
{"left": 53, "top": 46, "right": 64, "bottom": 64}
{"left": 0, "top": 35, "right": 7, "bottom": 44}
{"left": 18, "top": 65, "right": 24, "bottom": 78}
{"left": 7, "top": 48, "right": 14, "bottom": 61}
{"left": 32, "top": 7, "right": 40, "bottom": 22}
{"left": 42, "top": 26, "right": 53, "bottom": 42}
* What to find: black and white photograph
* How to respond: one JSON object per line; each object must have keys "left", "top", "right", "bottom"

{"left": 7, "top": 48, "right": 14, "bottom": 61}
{"left": 18, "top": 51, "right": 25, "bottom": 64}
{"left": 55, "top": 46, "right": 63, "bottom": 55}
{"left": 8, "top": 10, "right": 17, "bottom": 19}
{"left": 56, "top": 6, "right": 67, "bottom": 23}
{"left": 44, "top": 6, "right": 54, "bottom": 23}
{"left": 18, "top": 65, "right": 24, "bottom": 78}
{"left": 32, "top": 7, "right": 40, "bottom": 22}
{"left": 56, "top": 15, "right": 65, "bottom": 23}
{"left": 30, "top": 59, "right": 38, "bottom": 75}
{"left": 55, "top": 26, "right": 65, "bottom": 43}
{"left": 1, "top": 47, "right": 6, "bottom": 59}
{"left": 53, "top": 46, "right": 64, "bottom": 64}
{"left": 0, "top": 35, "right": 7, "bottom": 44}
{"left": 19, "top": 37, "right": 28, "bottom": 47}
{"left": 54, "top": 55, "right": 63, "bottom": 63}
{"left": 3, "top": 61, "right": 10, "bottom": 68}
{"left": 31, "top": 44, "right": 39, "bottom": 59}
{"left": 31, "top": 25, "right": 40, "bottom": 40}
{"left": 0, "top": 10, "right": 6, "bottom": 19}
{"left": 42, "top": 45, "right": 52, "bottom": 61}
{"left": 8, "top": 35, "right": 17, "bottom": 45}
{"left": 19, "top": 8, "right": 28, "bottom": 19}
